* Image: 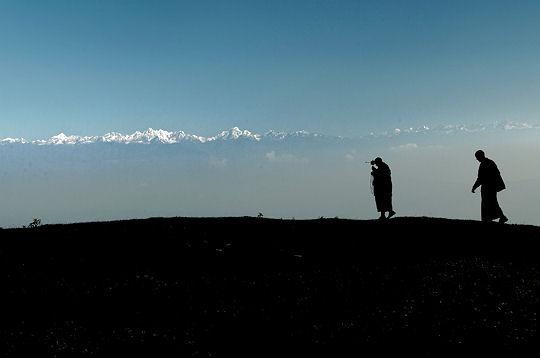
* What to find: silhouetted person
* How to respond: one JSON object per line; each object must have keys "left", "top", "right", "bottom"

{"left": 472, "top": 150, "right": 508, "bottom": 223}
{"left": 371, "top": 157, "right": 396, "bottom": 220}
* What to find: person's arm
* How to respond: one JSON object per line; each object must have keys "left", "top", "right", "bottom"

{"left": 472, "top": 166, "right": 482, "bottom": 193}
{"left": 472, "top": 178, "right": 481, "bottom": 193}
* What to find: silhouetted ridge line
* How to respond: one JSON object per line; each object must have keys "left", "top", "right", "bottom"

{"left": 4, "top": 216, "right": 539, "bottom": 256}
{"left": 1, "top": 215, "right": 537, "bottom": 354}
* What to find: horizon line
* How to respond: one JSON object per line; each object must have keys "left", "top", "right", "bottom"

{"left": 1, "top": 120, "right": 539, "bottom": 145}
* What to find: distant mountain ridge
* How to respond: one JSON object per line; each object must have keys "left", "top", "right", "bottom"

{"left": 0, "top": 127, "right": 334, "bottom": 146}
{"left": 1, "top": 121, "right": 538, "bottom": 145}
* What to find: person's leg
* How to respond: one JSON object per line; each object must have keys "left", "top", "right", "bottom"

{"left": 481, "top": 189, "right": 493, "bottom": 221}
{"left": 481, "top": 188, "right": 505, "bottom": 222}
{"left": 495, "top": 192, "right": 508, "bottom": 223}
{"left": 386, "top": 193, "right": 395, "bottom": 218}
{"left": 375, "top": 193, "right": 386, "bottom": 219}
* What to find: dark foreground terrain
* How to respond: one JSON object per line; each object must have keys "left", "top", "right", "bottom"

{"left": 0, "top": 217, "right": 538, "bottom": 356}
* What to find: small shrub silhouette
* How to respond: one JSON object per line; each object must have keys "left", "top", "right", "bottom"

{"left": 28, "top": 218, "right": 42, "bottom": 229}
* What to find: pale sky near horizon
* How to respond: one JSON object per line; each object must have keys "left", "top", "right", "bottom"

{"left": 1, "top": 0, "right": 540, "bottom": 139}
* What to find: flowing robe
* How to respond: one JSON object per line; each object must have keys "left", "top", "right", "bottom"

{"left": 371, "top": 162, "right": 393, "bottom": 212}
{"left": 474, "top": 158, "right": 506, "bottom": 221}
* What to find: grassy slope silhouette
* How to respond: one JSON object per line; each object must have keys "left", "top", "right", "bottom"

{"left": 1, "top": 217, "right": 538, "bottom": 355}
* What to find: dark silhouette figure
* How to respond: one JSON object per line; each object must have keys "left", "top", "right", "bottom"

{"left": 371, "top": 157, "right": 396, "bottom": 220}
{"left": 472, "top": 150, "right": 508, "bottom": 223}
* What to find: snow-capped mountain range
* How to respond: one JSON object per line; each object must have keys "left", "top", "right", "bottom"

{"left": 0, "top": 121, "right": 538, "bottom": 145}
{"left": 0, "top": 127, "right": 331, "bottom": 145}
{"left": 370, "top": 121, "right": 539, "bottom": 137}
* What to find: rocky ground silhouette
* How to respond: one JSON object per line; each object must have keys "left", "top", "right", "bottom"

{"left": 0, "top": 217, "right": 538, "bottom": 356}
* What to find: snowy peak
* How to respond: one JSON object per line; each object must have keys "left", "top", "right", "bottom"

{"left": 204, "top": 127, "right": 262, "bottom": 142}
{"left": 102, "top": 132, "right": 126, "bottom": 143}
{"left": 45, "top": 133, "right": 99, "bottom": 145}
{"left": 1, "top": 137, "right": 27, "bottom": 144}
{"left": 208, "top": 127, "right": 262, "bottom": 142}
{"left": 264, "top": 129, "right": 324, "bottom": 140}
{"left": 29, "top": 133, "right": 99, "bottom": 145}
{"left": 119, "top": 128, "right": 178, "bottom": 144}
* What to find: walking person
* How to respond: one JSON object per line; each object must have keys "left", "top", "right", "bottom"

{"left": 471, "top": 150, "right": 508, "bottom": 223}
{"left": 370, "top": 157, "right": 396, "bottom": 220}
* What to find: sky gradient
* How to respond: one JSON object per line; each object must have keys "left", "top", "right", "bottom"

{"left": 1, "top": 0, "right": 540, "bottom": 139}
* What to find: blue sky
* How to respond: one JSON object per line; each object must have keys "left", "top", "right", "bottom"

{"left": 1, "top": 0, "right": 540, "bottom": 139}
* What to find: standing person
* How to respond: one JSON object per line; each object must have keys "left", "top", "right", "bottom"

{"left": 471, "top": 150, "right": 508, "bottom": 223}
{"left": 371, "top": 157, "right": 396, "bottom": 220}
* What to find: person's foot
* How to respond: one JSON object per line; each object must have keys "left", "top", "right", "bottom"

{"left": 388, "top": 210, "right": 396, "bottom": 219}
{"left": 378, "top": 215, "right": 386, "bottom": 220}
{"left": 499, "top": 216, "right": 508, "bottom": 224}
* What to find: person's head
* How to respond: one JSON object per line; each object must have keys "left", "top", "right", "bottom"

{"left": 475, "top": 150, "right": 486, "bottom": 162}
{"left": 372, "top": 157, "right": 383, "bottom": 165}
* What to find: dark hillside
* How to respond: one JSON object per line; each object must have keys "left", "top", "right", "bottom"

{"left": 0, "top": 217, "right": 538, "bottom": 356}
